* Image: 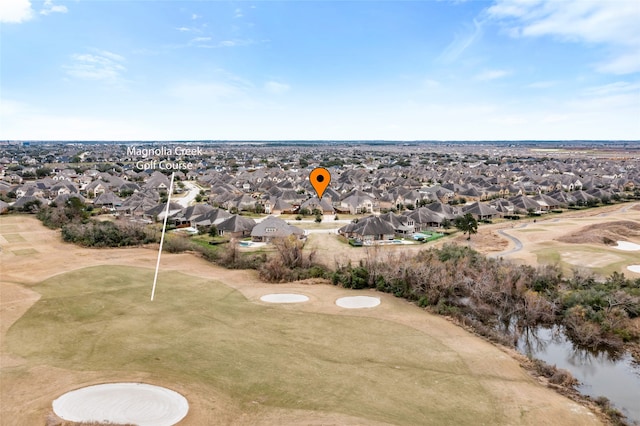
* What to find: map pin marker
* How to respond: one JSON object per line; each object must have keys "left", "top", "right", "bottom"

{"left": 310, "top": 167, "right": 331, "bottom": 199}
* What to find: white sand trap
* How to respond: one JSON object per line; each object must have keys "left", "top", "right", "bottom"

{"left": 336, "top": 296, "right": 380, "bottom": 309}
{"left": 260, "top": 293, "right": 309, "bottom": 303}
{"left": 614, "top": 241, "right": 640, "bottom": 251}
{"left": 627, "top": 265, "right": 640, "bottom": 274}
{"left": 53, "top": 383, "right": 188, "bottom": 426}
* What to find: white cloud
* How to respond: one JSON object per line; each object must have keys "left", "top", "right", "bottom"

{"left": 40, "top": 0, "right": 67, "bottom": 16}
{"left": 0, "top": 0, "right": 33, "bottom": 23}
{"left": 438, "top": 18, "right": 484, "bottom": 63}
{"left": 191, "top": 13, "right": 200, "bottom": 20}
{"left": 168, "top": 71, "right": 254, "bottom": 104}
{"left": 234, "top": 8, "right": 243, "bottom": 18}
{"left": 190, "top": 36, "right": 212, "bottom": 43}
{"left": 596, "top": 51, "right": 640, "bottom": 75}
{"left": 583, "top": 81, "right": 640, "bottom": 97}
{"left": 170, "top": 82, "right": 242, "bottom": 100}
{"left": 264, "top": 81, "right": 290, "bottom": 95}
{"left": 193, "top": 39, "right": 257, "bottom": 48}
{"left": 64, "top": 50, "right": 126, "bottom": 81}
{"left": 475, "top": 69, "right": 510, "bottom": 81}
{"left": 219, "top": 40, "right": 240, "bottom": 47}
{"left": 487, "top": 0, "right": 640, "bottom": 74}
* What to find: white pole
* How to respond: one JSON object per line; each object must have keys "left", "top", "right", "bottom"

{"left": 150, "top": 172, "right": 175, "bottom": 301}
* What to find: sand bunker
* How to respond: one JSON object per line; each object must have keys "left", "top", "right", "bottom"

{"left": 627, "top": 265, "right": 640, "bottom": 274}
{"left": 260, "top": 293, "right": 309, "bottom": 303}
{"left": 52, "top": 383, "right": 188, "bottom": 426}
{"left": 336, "top": 296, "right": 380, "bottom": 309}
{"left": 614, "top": 241, "right": 640, "bottom": 251}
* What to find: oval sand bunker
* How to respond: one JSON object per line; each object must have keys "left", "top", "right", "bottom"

{"left": 614, "top": 241, "right": 640, "bottom": 251}
{"left": 627, "top": 265, "right": 640, "bottom": 274}
{"left": 260, "top": 293, "right": 309, "bottom": 303}
{"left": 53, "top": 383, "right": 188, "bottom": 426}
{"left": 336, "top": 296, "right": 380, "bottom": 308}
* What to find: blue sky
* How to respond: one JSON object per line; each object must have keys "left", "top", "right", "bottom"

{"left": 1, "top": 0, "right": 639, "bottom": 140}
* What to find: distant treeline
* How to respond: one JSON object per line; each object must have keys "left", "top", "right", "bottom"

{"left": 36, "top": 197, "right": 156, "bottom": 247}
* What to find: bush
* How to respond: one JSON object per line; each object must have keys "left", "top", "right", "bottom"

{"left": 163, "top": 236, "right": 196, "bottom": 253}
{"left": 308, "top": 265, "right": 327, "bottom": 278}
{"left": 61, "top": 221, "right": 156, "bottom": 247}
{"left": 36, "top": 197, "right": 90, "bottom": 229}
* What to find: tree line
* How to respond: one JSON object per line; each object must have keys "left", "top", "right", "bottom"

{"left": 36, "top": 197, "right": 156, "bottom": 247}
{"left": 329, "top": 244, "right": 639, "bottom": 355}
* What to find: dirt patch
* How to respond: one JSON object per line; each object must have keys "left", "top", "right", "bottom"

{"left": 556, "top": 220, "right": 640, "bottom": 245}
{"left": 449, "top": 226, "right": 509, "bottom": 254}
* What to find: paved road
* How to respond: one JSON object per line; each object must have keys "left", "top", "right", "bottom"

{"left": 174, "top": 181, "right": 201, "bottom": 208}
{"left": 620, "top": 202, "right": 639, "bottom": 213}
{"left": 489, "top": 226, "right": 524, "bottom": 258}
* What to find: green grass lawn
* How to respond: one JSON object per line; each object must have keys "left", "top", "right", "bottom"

{"left": 6, "top": 266, "right": 500, "bottom": 425}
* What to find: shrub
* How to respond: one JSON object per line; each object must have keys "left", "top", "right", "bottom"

{"left": 163, "top": 236, "right": 196, "bottom": 253}
{"left": 61, "top": 221, "right": 155, "bottom": 247}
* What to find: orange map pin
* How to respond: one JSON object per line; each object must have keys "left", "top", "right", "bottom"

{"left": 310, "top": 167, "right": 331, "bottom": 199}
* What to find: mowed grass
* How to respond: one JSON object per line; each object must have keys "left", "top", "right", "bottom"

{"left": 6, "top": 266, "right": 500, "bottom": 425}
{"left": 2, "top": 233, "right": 26, "bottom": 243}
{"left": 534, "top": 244, "right": 639, "bottom": 277}
{"left": 11, "top": 248, "right": 38, "bottom": 256}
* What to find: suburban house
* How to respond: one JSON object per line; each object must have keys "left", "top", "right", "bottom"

{"left": 338, "top": 216, "right": 395, "bottom": 242}
{"left": 462, "top": 201, "right": 501, "bottom": 221}
{"left": 378, "top": 212, "right": 415, "bottom": 235}
{"left": 192, "top": 208, "right": 231, "bottom": 228}
{"left": 144, "top": 202, "right": 183, "bottom": 221}
{"left": 338, "top": 191, "right": 376, "bottom": 214}
{"left": 250, "top": 216, "right": 304, "bottom": 243}
{"left": 93, "top": 191, "right": 123, "bottom": 209}
{"left": 263, "top": 198, "right": 295, "bottom": 215}
{"left": 217, "top": 214, "right": 256, "bottom": 238}
{"left": 403, "top": 207, "right": 448, "bottom": 229}
{"left": 299, "top": 197, "right": 335, "bottom": 214}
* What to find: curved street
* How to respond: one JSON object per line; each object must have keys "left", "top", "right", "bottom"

{"left": 489, "top": 226, "right": 524, "bottom": 258}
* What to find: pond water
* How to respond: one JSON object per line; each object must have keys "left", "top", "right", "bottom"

{"left": 517, "top": 326, "right": 640, "bottom": 423}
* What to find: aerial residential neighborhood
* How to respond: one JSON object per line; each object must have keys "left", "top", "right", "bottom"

{"left": 2, "top": 0, "right": 640, "bottom": 424}
{"left": 2, "top": 141, "right": 638, "bottom": 244}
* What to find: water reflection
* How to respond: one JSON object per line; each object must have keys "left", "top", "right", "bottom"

{"left": 516, "top": 325, "right": 640, "bottom": 423}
